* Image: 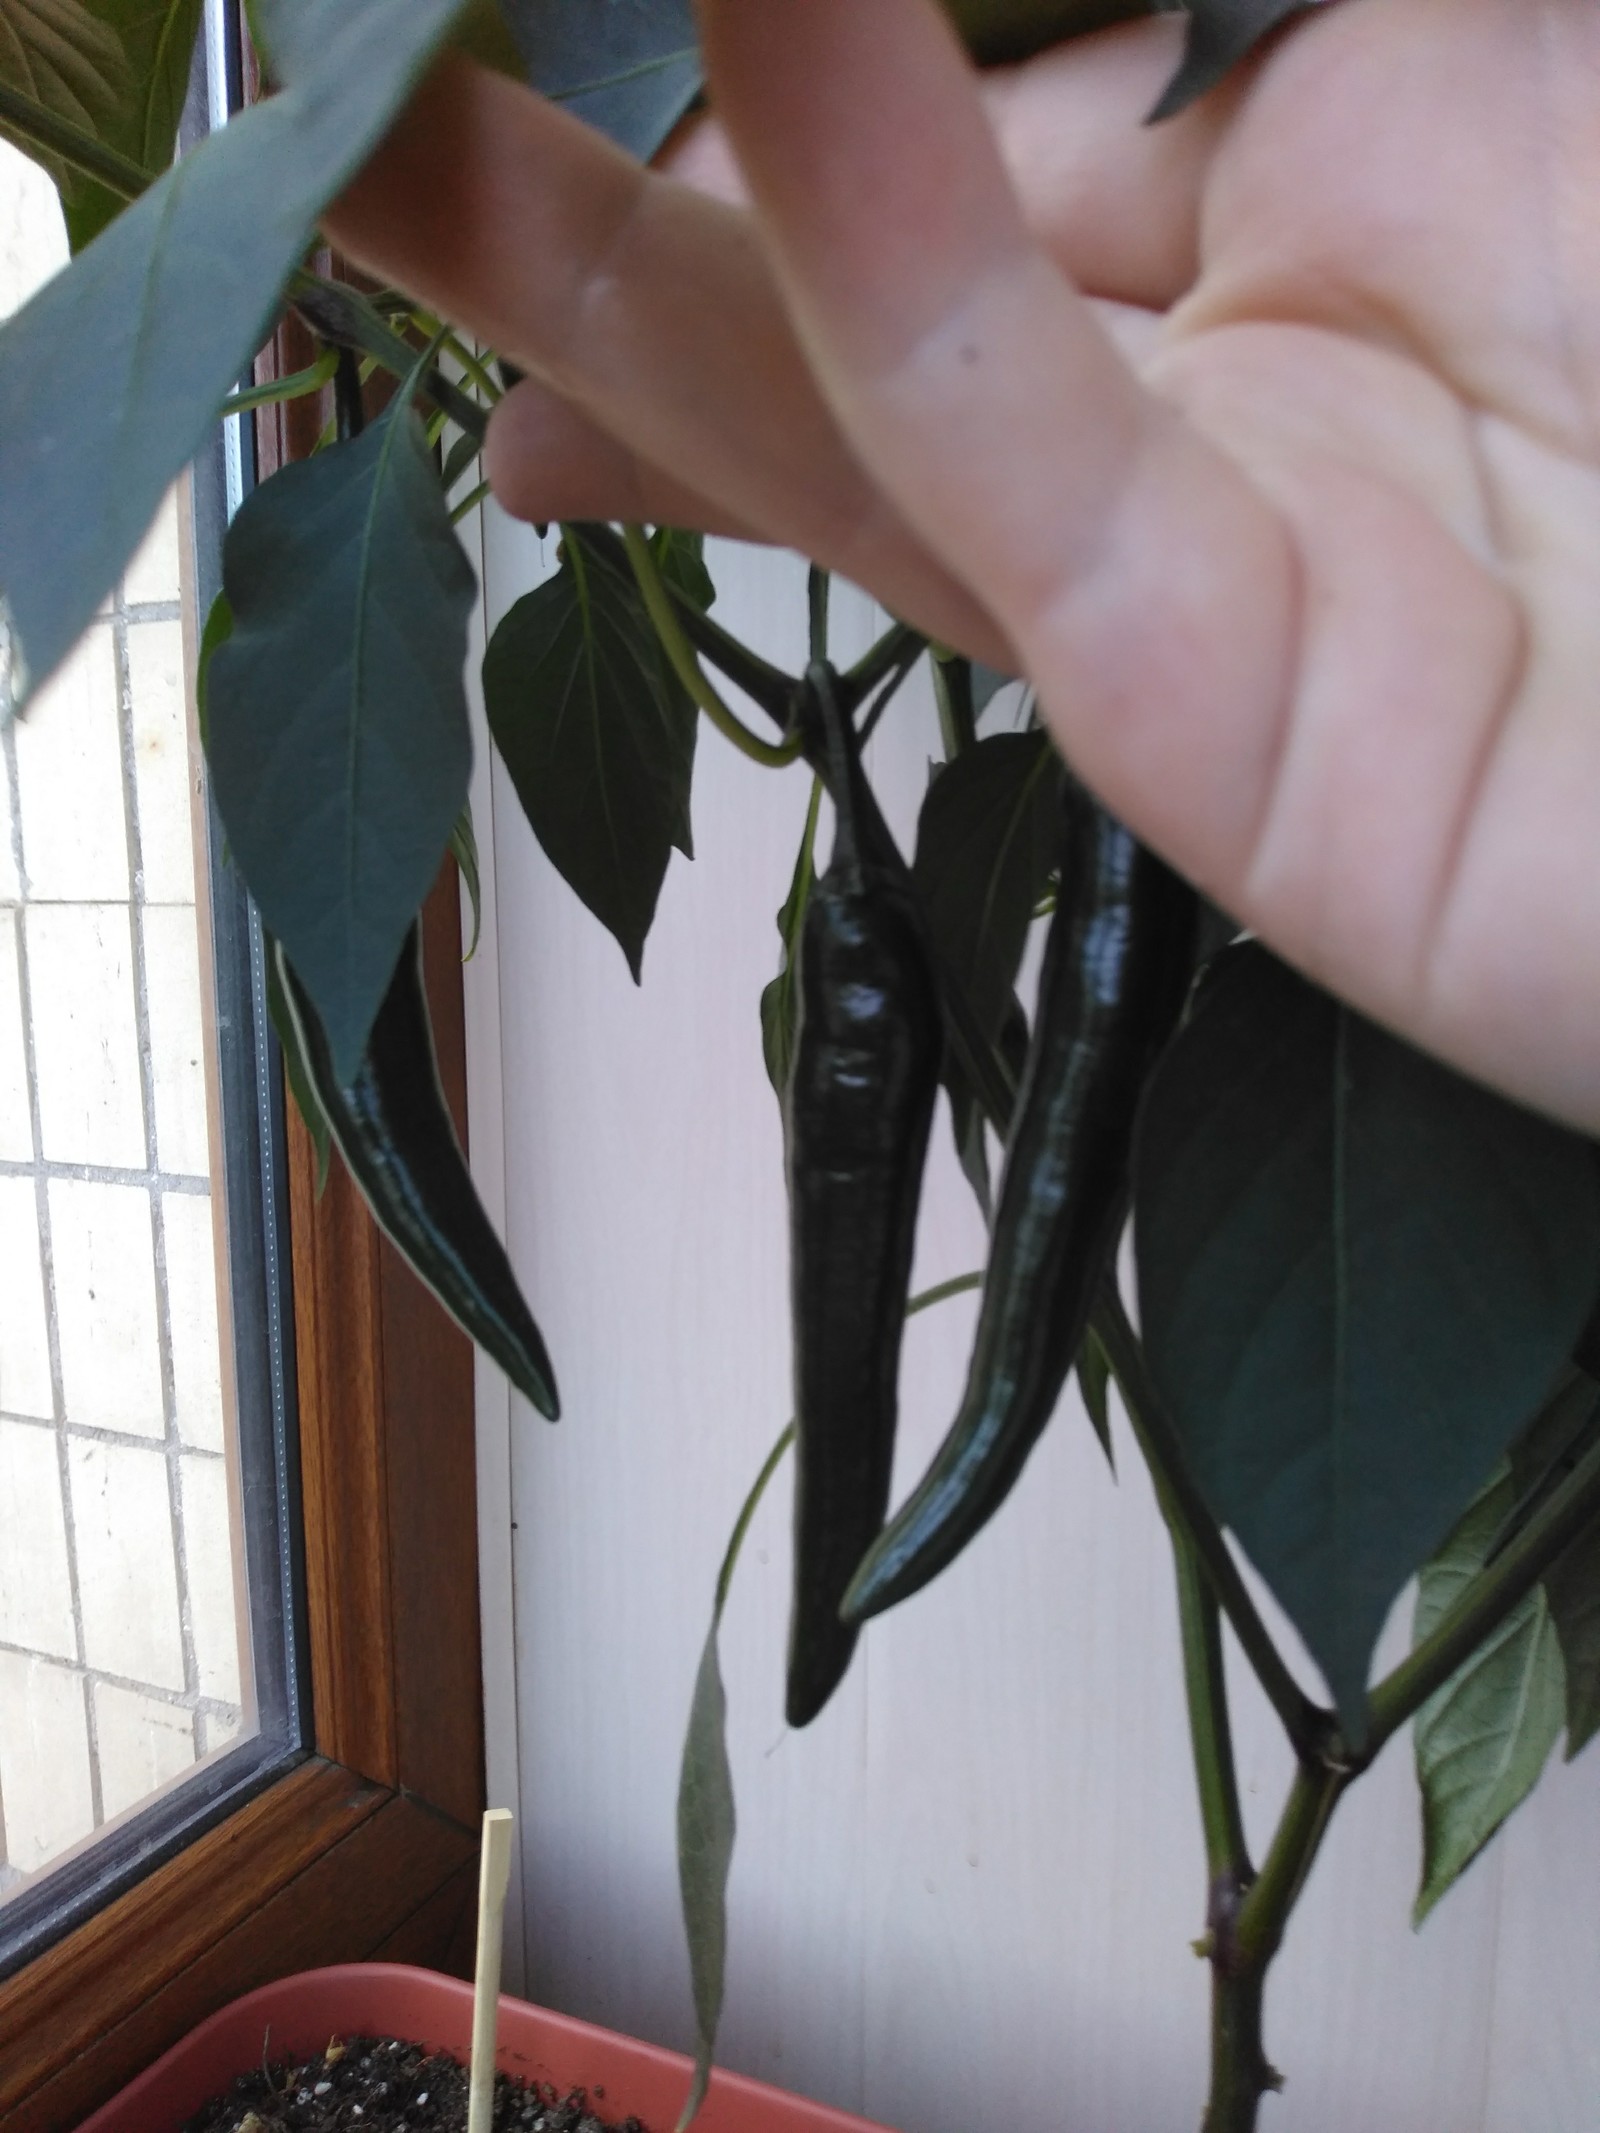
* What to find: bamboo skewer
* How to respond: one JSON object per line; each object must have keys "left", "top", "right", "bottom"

{"left": 467, "top": 1808, "right": 515, "bottom": 2133}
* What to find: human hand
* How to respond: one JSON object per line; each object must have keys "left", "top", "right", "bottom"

{"left": 326, "top": 0, "right": 1600, "bottom": 1133}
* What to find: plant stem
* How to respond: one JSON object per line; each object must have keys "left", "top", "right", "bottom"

{"left": 839, "top": 622, "right": 926, "bottom": 713}
{"left": 451, "top": 479, "right": 493, "bottom": 525}
{"left": 1096, "top": 1289, "right": 1332, "bottom": 1769}
{"left": 855, "top": 634, "right": 929, "bottom": 748}
{"left": 0, "top": 83, "right": 147, "bottom": 201}
{"left": 217, "top": 349, "right": 338, "bottom": 418}
{"left": 1363, "top": 1428, "right": 1600, "bottom": 1761}
{"left": 1235, "top": 1762, "right": 1343, "bottom": 1971}
{"left": 1172, "top": 1532, "right": 1251, "bottom": 1886}
{"left": 572, "top": 524, "right": 797, "bottom": 719}
{"left": 622, "top": 525, "right": 804, "bottom": 769}
{"left": 289, "top": 272, "right": 488, "bottom": 442}
{"left": 1203, "top": 1969, "right": 1278, "bottom": 2133}
{"left": 931, "top": 653, "right": 978, "bottom": 760}
{"left": 411, "top": 315, "right": 504, "bottom": 407}
{"left": 808, "top": 567, "right": 831, "bottom": 664}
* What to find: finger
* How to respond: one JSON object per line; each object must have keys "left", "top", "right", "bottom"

{"left": 664, "top": 18, "right": 1223, "bottom": 311}
{"left": 486, "top": 298, "right": 1162, "bottom": 531}
{"left": 485, "top": 381, "right": 766, "bottom": 542}
{"left": 980, "top": 20, "right": 1229, "bottom": 308}
{"left": 326, "top": 54, "right": 1009, "bottom": 661}
{"left": 696, "top": 0, "right": 1297, "bottom": 907}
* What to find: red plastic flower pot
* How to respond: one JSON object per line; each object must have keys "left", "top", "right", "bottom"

{"left": 73, "top": 1962, "right": 896, "bottom": 2133}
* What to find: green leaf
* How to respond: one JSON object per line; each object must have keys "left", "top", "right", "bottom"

{"left": 1134, "top": 944, "right": 1600, "bottom": 1737}
{"left": 652, "top": 523, "right": 715, "bottom": 617}
{"left": 911, "top": 730, "right": 1058, "bottom": 1055}
{"left": 264, "top": 927, "right": 331, "bottom": 1195}
{"left": 676, "top": 1420, "right": 794, "bottom": 2133}
{"left": 483, "top": 526, "right": 697, "bottom": 980}
{"left": 650, "top": 525, "right": 713, "bottom": 860}
{"left": 450, "top": 802, "right": 482, "bottom": 962}
{"left": 1509, "top": 1372, "right": 1600, "bottom": 1758}
{"left": 759, "top": 775, "right": 821, "bottom": 1104}
{"left": 0, "top": 0, "right": 129, "bottom": 211}
{"left": 1075, "top": 1323, "right": 1115, "bottom": 1472}
{"left": 206, "top": 402, "right": 475, "bottom": 1079}
{"left": 499, "top": 0, "right": 701, "bottom": 161}
{"left": 1149, "top": 0, "right": 1307, "bottom": 121}
{"left": 0, "top": 0, "right": 467, "bottom": 712}
{"left": 1545, "top": 1515, "right": 1600, "bottom": 1757}
{"left": 1413, "top": 1472, "right": 1565, "bottom": 1921}
{"left": 0, "top": 0, "right": 204, "bottom": 248}
{"left": 192, "top": 584, "right": 231, "bottom": 756}
{"left": 948, "top": 1074, "right": 993, "bottom": 1224}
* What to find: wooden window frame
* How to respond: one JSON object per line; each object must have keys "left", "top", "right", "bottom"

{"left": 0, "top": 313, "right": 487, "bottom": 2133}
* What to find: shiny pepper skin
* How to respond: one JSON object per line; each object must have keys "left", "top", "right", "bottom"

{"left": 279, "top": 926, "right": 559, "bottom": 1420}
{"left": 784, "top": 771, "right": 942, "bottom": 1728}
{"left": 844, "top": 781, "right": 1196, "bottom": 1622}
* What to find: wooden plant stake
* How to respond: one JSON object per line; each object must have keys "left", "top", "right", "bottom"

{"left": 467, "top": 1808, "right": 515, "bottom": 2133}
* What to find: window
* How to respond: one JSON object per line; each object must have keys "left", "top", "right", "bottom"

{"left": 0, "top": 9, "right": 486, "bottom": 2120}
{"left": 0, "top": 5, "right": 303, "bottom": 1974}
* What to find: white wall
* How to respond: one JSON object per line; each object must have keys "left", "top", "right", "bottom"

{"left": 464, "top": 507, "right": 1600, "bottom": 2133}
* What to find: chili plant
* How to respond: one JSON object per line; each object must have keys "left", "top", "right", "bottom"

{"left": 3, "top": 2, "right": 1600, "bottom": 2130}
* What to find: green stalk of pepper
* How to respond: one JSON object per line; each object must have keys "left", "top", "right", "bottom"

{"left": 277, "top": 928, "right": 560, "bottom": 1420}
{"left": 784, "top": 674, "right": 943, "bottom": 1727}
{"left": 842, "top": 781, "right": 1195, "bottom": 1622}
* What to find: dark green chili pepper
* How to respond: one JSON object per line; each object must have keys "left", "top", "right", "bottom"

{"left": 277, "top": 928, "right": 560, "bottom": 1420}
{"left": 843, "top": 781, "right": 1195, "bottom": 1622}
{"left": 784, "top": 674, "right": 942, "bottom": 1727}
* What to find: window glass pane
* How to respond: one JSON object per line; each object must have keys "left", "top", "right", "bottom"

{"left": 0, "top": 31, "right": 303, "bottom": 1947}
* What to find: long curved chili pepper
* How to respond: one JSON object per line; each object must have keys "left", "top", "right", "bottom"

{"left": 842, "top": 781, "right": 1195, "bottom": 1622}
{"left": 784, "top": 672, "right": 942, "bottom": 1726}
{"left": 277, "top": 928, "right": 560, "bottom": 1420}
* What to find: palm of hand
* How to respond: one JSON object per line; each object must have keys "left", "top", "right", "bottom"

{"left": 328, "top": 0, "right": 1600, "bottom": 1130}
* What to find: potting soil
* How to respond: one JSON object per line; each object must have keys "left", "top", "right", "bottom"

{"left": 180, "top": 2034, "right": 651, "bottom": 2133}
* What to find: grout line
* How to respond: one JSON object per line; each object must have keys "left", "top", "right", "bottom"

{"left": 115, "top": 598, "right": 204, "bottom": 1735}
{"left": 0, "top": 1634, "right": 243, "bottom": 1717}
{"left": 10, "top": 834, "right": 101, "bottom": 1828}
{"left": 0, "top": 1409, "right": 229, "bottom": 1456}
{"left": 0, "top": 1155, "right": 208, "bottom": 1190}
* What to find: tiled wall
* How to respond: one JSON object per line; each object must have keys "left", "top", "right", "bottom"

{"left": 1, "top": 141, "right": 248, "bottom": 1896}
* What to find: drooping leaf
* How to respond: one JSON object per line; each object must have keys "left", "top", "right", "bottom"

{"left": 1413, "top": 1472, "right": 1565, "bottom": 1921}
{"left": 650, "top": 524, "right": 713, "bottom": 860}
{"left": 1508, "top": 1372, "right": 1600, "bottom": 1759}
{"left": 676, "top": 1420, "right": 794, "bottom": 2132}
{"left": 264, "top": 927, "right": 331, "bottom": 1195}
{"left": 0, "top": 0, "right": 129, "bottom": 211}
{"left": 450, "top": 803, "right": 482, "bottom": 962}
{"left": 206, "top": 402, "right": 475, "bottom": 1079}
{"left": 1134, "top": 944, "right": 1600, "bottom": 1736}
{"left": 499, "top": 0, "right": 701, "bottom": 161}
{"left": 192, "top": 583, "right": 231, "bottom": 755}
{"left": 1075, "top": 1322, "right": 1115, "bottom": 1471}
{"left": 653, "top": 523, "right": 716, "bottom": 618}
{"left": 1148, "top": 0, "right": 1307, "bottom": 121}
{"left": 0, "top": 0, "right": 205, "bottom": 248}
{"left": 911, "top": 730, "right": 1058, "bottom": 1054}
{"left": 483, "top": 526, "right": 697, "bottom": 979}
{"left": 949, "top": 1074, "right": 993, "bottom": 1223}
{"left": 1545, "top": 1516, "right": 1600, "bottom": 1758}
{"left": 759, "top": 775, "right": 821, "bottom": 1106}
{"left": 0, "top": 0, "right": 467, "bottom": 711}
